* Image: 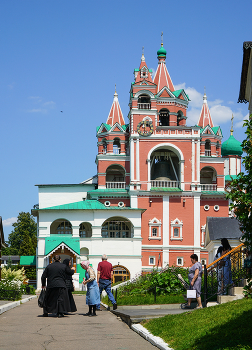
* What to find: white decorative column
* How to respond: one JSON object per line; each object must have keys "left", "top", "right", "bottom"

{"left": 194, "top": 194, "right": 201, "bottom": 251}
{"left": 130, "top": 138, "right": 135, "bottom": 182}
{"left": 136, "top": 138, "right": 140, "bottom": 182}
{"left": 196, "top": 140, "right": 200, "bottom": 183}
{"left": 180, "top": 160, "right": 185, "bottom": 190}
{"left": 192, "top": 138, "right": 195, "bottom": 182}
{"left": 163, "top": 196, "right": 169, "bottom": 267}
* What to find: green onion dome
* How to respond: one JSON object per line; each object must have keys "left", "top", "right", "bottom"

{"left": 221, "top": 135, "right": 243, "bottom": 156}
{"left": 157, "top": 44, "right": 167, "bottom": 57}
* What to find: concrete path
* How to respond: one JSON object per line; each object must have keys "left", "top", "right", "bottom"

{"left": 0, "top": 295, "right": 155, "bottom": 350}
{"left": 112, "top": 306, "right": 188, "bottom": 326}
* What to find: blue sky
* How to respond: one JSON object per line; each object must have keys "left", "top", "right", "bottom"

{"left": 1, "top": 0, "right": 251, "bottom": 240}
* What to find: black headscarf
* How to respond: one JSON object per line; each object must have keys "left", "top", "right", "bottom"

{"left": 63, "top": 258, "right": 70, "bottom": 266}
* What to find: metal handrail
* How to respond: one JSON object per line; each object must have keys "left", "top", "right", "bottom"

{"left": 207, "top": 243, "right": 244, "bottom": 269}
{"left": 204, "top": 243, "right": 246, "bottom": 307}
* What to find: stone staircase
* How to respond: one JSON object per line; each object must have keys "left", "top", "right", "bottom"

{"left": 217, "top": 280, "right": 247, "bottom": 304}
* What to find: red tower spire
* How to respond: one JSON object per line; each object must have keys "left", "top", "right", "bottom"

{"left": 153, "top": 43, "right": 174, "bottom": 93}
{"left": 134, "top": 47, "right": 153, "bottom": 84}
{"left": 198, "top": 92, "right": 214, "bottom": 128}
{"left": 106, "top": 86, "right": 125, "bottom": 126}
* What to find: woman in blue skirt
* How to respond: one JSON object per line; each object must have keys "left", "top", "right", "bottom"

{"left": 80, "top": 261, "right": 100, "bottom": 316}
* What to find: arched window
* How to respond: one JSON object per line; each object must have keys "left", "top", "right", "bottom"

{"left": 205, "top": 139, "right": 211, "bottom": 156}
{"left": 177, "top": 111, "right": 183, "bottom": 126}
{"left": 79, "top": 222, "right": 92, "bottom": 238}
{"left": 106, "top": 165, "right": 125, "bottom": 189}
{"left": 113, "top": 138, "right": 121, "bottom": 154}
{"left": 159, "top": 109, "right": 170, "bottom": 126}
{"left": 50, "top": 219, "right": 72, "bottom": 235}
{"left": 102, "top": 219, "right": 131, "bottom": 238}
{"left": 138, "top": 94, "right": 151, "bottom": 110}
{"left": 102, "top": 139, "right": 107, "bottom": 154}
{"left": 200, "top": 166, "right": 217, "bottom": 190}
{"left": 151, "top": 148, "right": 179, "bottom": 188}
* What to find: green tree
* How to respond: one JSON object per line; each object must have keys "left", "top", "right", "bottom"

{"left": 19, "top": 230, "right": 36, "bottom": 256}
{"left": 227, "top": 116, "right": 252, "bottom": 251}
{"left": 4, "top": 212, "right": 37, "bottom": 256}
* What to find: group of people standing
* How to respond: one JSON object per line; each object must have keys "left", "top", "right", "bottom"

{"left": 41, "top": 254, "right": 117, "bottom": 317}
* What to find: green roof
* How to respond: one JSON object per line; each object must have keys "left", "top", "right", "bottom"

{"left": 225, "top": 175, "right": 239, "bottom": 181}
{"left": 122, "top": 124, "right": 129, "bottom": 130}
{"left": 150, "top": 187, "right": 182, "bottom": 192}
{"left": 40, "top": 200, "right": 106, "bottom": 210}
{"left": 20, "top": 256, "right": 36, "bottom": 266}
{"left": 45, "top": 236, "right": 80, "bottom": 255}
{"left": 96, "top": 123, "right": 111, "bottom": 133}
{"left": 201, "top": 191, "right": 226, "bottom": 195}
{"left": 172, "top": 89, "right": 190, "bottom": 101}
{"left": 221, "top": 135, "right": 243, "bottom": 156}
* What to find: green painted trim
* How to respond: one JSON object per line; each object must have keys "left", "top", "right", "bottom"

{"left": 150, "top": 187, "right": 182, "bottom": 192}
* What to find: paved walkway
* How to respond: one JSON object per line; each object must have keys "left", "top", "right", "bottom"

{"left": 0, "top": 295, "right": 156, "bottom": 350}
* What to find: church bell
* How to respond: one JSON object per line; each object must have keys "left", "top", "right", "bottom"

{"left": 152, "top": 160, "right": 174, "bottom": 181}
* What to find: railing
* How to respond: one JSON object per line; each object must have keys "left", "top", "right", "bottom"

{"left": 151, "top": 180, "right": 179, "bottom": 188}
{"left": 106, "top": 182, "right": 126, "bottom": 189}
{"left": 201, "top": 184, "right": 217, "bottom": 191}
{"left": 138, "top": 103, "right": 151, "bottom": 110}
{"left": 205, "top": 150, "right": 211, "bottom": 156}
{"left": 204, "top": 243, "right": 246, "bottom": 306}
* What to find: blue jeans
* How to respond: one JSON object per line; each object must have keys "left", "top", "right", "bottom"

{"left": 97, "top": 279, "right": 116, "bottom": 309}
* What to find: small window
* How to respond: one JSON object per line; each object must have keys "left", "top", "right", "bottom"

{"left": 204, "top": 204, "right": 210, "bottom": 211}
{"left": 174, "top": 228, "right": 179, "bottom": 237}
{"left": 177, "top": 257, "right": 183, "bottom": 266}
{"left": 214, "top": 205, "right": 219, "bottom": 212}
{"left": 104, "top": 201, "right": 111, "bottom": 207}
{"left": 149, "top": 256, "right": 155, "bottom": 265}
{"left": 152, "top": 228, "right": 157, "bottom": 237}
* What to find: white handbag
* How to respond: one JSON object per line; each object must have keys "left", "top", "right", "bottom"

{"left": 187, "top": 289, "right": 196, "bottom": 298}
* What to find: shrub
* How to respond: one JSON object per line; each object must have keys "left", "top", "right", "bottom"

{"left": 0, "top": 267, "right": 29, "bottom": 300}
{"left": 1, "top": 267, "right": 28, "bottom": 283}
{"left": 0, "top": 279, "right": 23, "bottom": 300}
{"left": 117, "top": 265, "right": 189, "bottom": 298}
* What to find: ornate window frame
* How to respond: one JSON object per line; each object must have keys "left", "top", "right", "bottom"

{"left": 170, "top": 218, "right": 183, "bottom": 241}
{"left": 148, "top": 218, "right": 162, "bottom": 240}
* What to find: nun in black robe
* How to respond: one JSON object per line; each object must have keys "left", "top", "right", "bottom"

{"left": 63, "top": 259, "right": 77, "bottom": 312}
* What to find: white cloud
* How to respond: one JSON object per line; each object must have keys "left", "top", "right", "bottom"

{"left": 150, "top": 67, "right": 156, "bottom": 80}
{"left": 3, "top": 217, "right": 17, "bottom": 227}
{"left": 27, "top": 108, "right": 47, "bottom": 113}
{"left": 29, "top": 96, "right": 41, "bottom": 100}
{"left": 235, "top": 113, "right": 249, "bottom": 128}
{"left": 175, "top": 83, "right": 248, "bottom": 128}
{"left": 43, "top": 101, "right": 55, "bottom": 107}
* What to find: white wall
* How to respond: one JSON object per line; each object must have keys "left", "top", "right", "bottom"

{"left": 38, "top": 184, "right": 95, "bottom": 208}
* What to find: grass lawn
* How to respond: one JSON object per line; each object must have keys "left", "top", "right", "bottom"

{"left": 102, "top": 293, "right": 185, "bottom": 306}
{"left": 72, "top": 291, "right": 86, "bottom": 295}
{"left": 142, "top": 298, "right": 252, "bottom": 350}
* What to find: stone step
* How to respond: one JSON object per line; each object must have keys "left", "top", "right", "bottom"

{"left": 217, "top": 294, "right": 243, "bottom": 304}
{"left": 229, "top": 286, "right": 244, "bottom": 296}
